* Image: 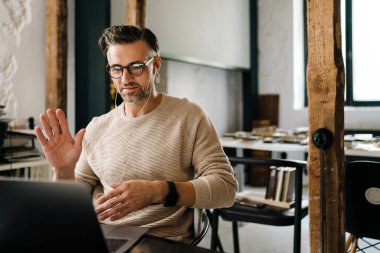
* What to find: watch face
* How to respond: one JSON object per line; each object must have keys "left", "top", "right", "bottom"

{"left": 164, "top": 181, "right": 179, "bottom": 207}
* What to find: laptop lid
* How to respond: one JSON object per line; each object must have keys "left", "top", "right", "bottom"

{"left": 0, "top": 179, "right": 147, "bottom": 253}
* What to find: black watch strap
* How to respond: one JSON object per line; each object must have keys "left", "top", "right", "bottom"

{"left": 163, "top": 181, "right": 179, "bottom": 207}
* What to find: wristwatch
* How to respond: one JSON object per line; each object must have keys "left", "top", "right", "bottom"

{"left": 163, "top": 181, "right": 179, "bottom": 207}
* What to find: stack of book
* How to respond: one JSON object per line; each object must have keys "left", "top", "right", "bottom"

{"left": 235, "top": 166, "right": 296, "bottom": 209}
{"left": 1, "top": 129, "right": 43, "bottom": 162}
{"left": 0, "top": 105, "right": 9, "bottom": 149}
{"left": 266, "top": 166, "right": 296, "bottom": 203}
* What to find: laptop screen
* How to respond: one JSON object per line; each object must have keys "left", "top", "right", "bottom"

{"left": 0, "top": 179, "right": 110, "bottom": 252}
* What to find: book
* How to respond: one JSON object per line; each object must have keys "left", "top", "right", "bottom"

{"left": 236, "top": 190, "right": 294, "bottom": 209}
{"left": 1, "top": 129, "right": 41, "bottom": 162}
{"left": 265, "top": 166, "right": 278, "bottom": 199}
{"left": 281, "top": 167, "right": 296, "bottom": 202}
{"left": 235, "top": 198, "right": 265, "bottom": 208}
{"left": 274, "top": 167, "right": 286, "bottom": 202}
{"left": 1, "top": 148, "right": 42, "bottom": 162}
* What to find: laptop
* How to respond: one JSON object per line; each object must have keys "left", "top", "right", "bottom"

{"left": 0, "top": 178, "right": 148, "bottom": 253}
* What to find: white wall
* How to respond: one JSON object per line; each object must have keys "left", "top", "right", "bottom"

{"left": 161, "top": 60, "right": 243, "bottom": 135}
{"left": 258, "top": 0, "right": 307, "bottom": 130}
{"left": 111, "top": 0, "right": 244, "bottom": 135}
{"left": 4, "top": 0, "right": 376, "bottom": 136}
{"left": 259, "top": 0, "right": 380, "bottom": 130}
{"left": 147, "top": 0, "right": 250, "bottom": 70}
{"left": 0, "top": 0, "right": 44, "bottom": 128}
{"left": 1, "top": 0, "right": 241, "bottom": 136}
{"left": 0, "top": 0, "right": 75, "bottom": 133}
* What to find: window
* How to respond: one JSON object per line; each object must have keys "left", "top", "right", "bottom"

{"left": 344, "top": 0, "right": 380, "bottom": 105}
{"left": 304, "top": 0, "right": 380, "bottom": 106}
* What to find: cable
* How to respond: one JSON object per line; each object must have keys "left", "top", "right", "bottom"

{"left": 320, "top": 148, "right": 327, "bottom": 253}
{"left": 312, "top": 128, "right": 333, "bottom": 253}
{"left": 114, "top": 91, "right": 119, "bottom": 109}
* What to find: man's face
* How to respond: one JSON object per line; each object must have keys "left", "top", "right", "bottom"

{"left": 106, "top": 40, "right": 158, "bottom": 103}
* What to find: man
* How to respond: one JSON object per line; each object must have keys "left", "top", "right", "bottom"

{"left": 35, "top": 25, "right": 237, "bottom": 242}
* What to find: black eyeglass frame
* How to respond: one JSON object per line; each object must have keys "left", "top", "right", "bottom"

{"left": 106, "top": 56, "right": 156, "bottom": 79}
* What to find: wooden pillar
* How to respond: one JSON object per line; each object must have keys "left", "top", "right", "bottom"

{"left": 45, "top": 0, "right": 68, "bottom": 112}
{"left": 306, "top": 0, "right": 345, "bottom": 252}
{"left": 126, "top": 0, "right": 146, "bottom": 28}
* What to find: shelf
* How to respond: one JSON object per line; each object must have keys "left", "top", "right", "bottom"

{"left": 0, "top": 158, "right": 49, "bottom": 172}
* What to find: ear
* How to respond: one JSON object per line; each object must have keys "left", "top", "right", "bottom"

{"left": 153, "top": 55, "right": 162, "bottom": 74}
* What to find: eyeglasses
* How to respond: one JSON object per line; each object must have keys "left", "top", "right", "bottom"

{"left": 106, "top": 56, "right": 155, "bottom": 79}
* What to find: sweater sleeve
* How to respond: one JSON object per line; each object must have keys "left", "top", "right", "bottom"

{"left": 189, "top": 108, "right": 238, "bottom": 209}
{"left": 74, "top": 118, "right": 100, "bottom": 192}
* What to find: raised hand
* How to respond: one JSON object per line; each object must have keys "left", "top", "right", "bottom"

{"left": 34, "top": 109, "right": 86, "bottom": 179}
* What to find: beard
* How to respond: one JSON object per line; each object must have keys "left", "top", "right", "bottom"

{"left": 120, "top": 82, "right": 152, "bottom": 104}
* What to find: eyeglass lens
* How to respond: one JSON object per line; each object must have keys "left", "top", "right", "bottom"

{"left": 108, "top": 57, "right": 154, "bottom": 79}
{"left": 109, "top": 64, "right": 143, "bottom": 78}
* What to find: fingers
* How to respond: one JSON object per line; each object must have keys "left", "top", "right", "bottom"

{"left": 35, "top": 126, "right": 47, "bottom": 145}
{"left": 56, "top": 109, "right": 69, "bottom": 136}
{"left": 95, "top": 196, "right": 118, "bottom": 214}
{"left": 39, "top": 108, "right": 74, "bottom": 140}
{"left": 108, "top": 203, "right": 130, "bottom": 221}
{"left": 74, "top": 129, "right": 86, "bottom": 149}
{"left": 40, "top": 113, "right": 53, "bottom": 139}
{"left": 95, "top": 188, "right": 127, "bottom": 219}
{"left": 109, "top": 211, "right": 129, "bottom": 221}
{"left": 97, "top": 202, "right": 130, "bottom": 221}
{"left": 95, "top": 181, "right": 151, "bottom": 221}
{"left": 96, "top": 187, "right": 123, "bottom": 206}
{"left": 47, "top": 109, "right": 62, "bottom": 135}
{"left": 95, "top": 194, "right": 124, "bottom": 218}
{"left": 39, "top": 109, "right": 61, "bottom": 139}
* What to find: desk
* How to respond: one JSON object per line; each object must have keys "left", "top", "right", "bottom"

{"left": 130, "top": 236, "right": 216, "bottom": 253}
{"left": 220, "top": 137, "right": 380, "bottom": 158}
{"left": 345, "top": 149, "right": 380, "bottom": 158}
{"left": 220, "top": 138, "right": 307, "bottom": 153}
{"left": 221, "top": 137, "right": 380, "bottom": 190}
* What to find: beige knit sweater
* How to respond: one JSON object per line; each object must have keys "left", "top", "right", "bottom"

{"left": 75, "top": 94, "right": 238, "bottom": 239}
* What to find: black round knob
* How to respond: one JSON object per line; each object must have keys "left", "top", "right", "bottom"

{"left": 312, "top": 128, "right": 334, "bottom": 150}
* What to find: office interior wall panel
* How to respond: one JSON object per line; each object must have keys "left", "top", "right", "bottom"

{"left": 146, "top": 0, "right": 250, "bottom": 70}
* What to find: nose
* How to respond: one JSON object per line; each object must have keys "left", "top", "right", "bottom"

{"left": 120, "top": 69, "right": 134, "bottom": 83}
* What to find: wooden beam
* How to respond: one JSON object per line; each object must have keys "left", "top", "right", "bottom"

{"left": 306, "top": 0, "right": 345, "bottom": 252}
{"left": 126, "top": 0, "right": 146, "bottom": 28}
{"left": 45, "top": 0, "right": 68, "bottom": 112}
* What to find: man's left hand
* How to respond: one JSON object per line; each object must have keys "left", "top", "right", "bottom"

{"left": 95, "top": 180, "right": 167, "bottom": 221}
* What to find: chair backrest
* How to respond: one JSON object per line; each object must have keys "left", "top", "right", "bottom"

{"left": 191, "top": 209, "right": 210, "bottom": 245}
{"left": 345, "top": 161, "right": 380, "bottom": 239}
{"left": 228, "top": 156, "right": 307, "bottom": 207}
{"left": 214, "top": 157, "right": 308, "bottom": 253}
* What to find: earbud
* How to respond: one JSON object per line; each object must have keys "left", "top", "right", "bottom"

{"left": 113, "top": 82, "right": 120, "bottom": 109}
{"left": 113, "top": 82, "right": 120, "bottom": 94}
{"left": 114, "top": 92, "right": 118, "bottom": 109}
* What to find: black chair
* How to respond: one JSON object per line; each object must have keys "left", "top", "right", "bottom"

{"left": 191, "top": 209, "right": 210, "bottom": 246}
{"left": 210, "top": 156, "right": 308, "bottom": 253}
{"left": 345, "top": 161, "right": 380, "bottom": 253}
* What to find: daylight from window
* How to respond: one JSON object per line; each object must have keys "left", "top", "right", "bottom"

{"left": 352, "top": 0, "right": 380, "bottom": 101}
